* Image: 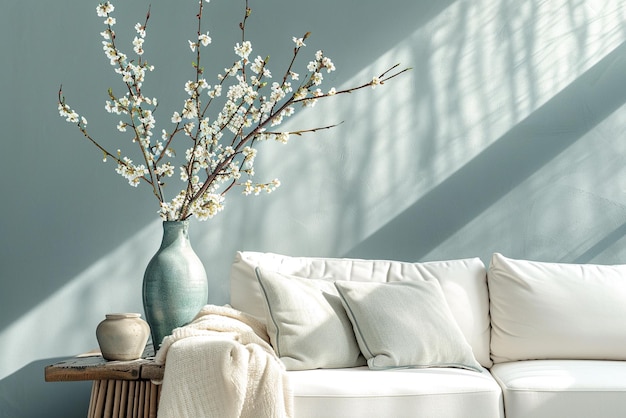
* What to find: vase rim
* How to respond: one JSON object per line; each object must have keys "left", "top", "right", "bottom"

{"left": 105, "top": 313, "right": 142, "bottom": 319}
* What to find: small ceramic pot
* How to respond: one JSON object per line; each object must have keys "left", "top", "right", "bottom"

{"left": 96, "top": 313, "right": 150, "bottom": 361}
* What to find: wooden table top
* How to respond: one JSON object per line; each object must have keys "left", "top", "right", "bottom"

{"left": 45, "top": 350, "right": 164, "bottom": 382}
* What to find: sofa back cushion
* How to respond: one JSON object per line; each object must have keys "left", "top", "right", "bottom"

{"left": 488, "top": 252, "right": 626, "bottom": 363}
{"left": 230, "top": 251, "right": 492, "bottom": 368}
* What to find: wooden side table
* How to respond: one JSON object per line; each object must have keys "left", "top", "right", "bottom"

{"left": 45, "top": 351, "right": 164, "bottom": 418}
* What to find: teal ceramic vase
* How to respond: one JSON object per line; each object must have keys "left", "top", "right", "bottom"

{"left": 142, "top": 221, "right": 208, "bottom": 349}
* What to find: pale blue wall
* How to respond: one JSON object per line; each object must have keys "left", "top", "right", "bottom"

{"left": 1, "top": 0, "right": 626, "bottom": 416}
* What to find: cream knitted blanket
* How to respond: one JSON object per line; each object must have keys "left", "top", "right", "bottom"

{"left": 154, "top": 304, "right": 293, "bottom": 418}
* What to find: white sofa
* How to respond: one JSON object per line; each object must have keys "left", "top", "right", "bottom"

{"left": 229, "top": 251, "right": 626, "bottom": 418}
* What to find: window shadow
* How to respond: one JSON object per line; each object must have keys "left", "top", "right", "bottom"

{"left": 344, "top": 41, "right": 626, "bottom": 262}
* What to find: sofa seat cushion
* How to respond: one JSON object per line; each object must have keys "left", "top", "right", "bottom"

{"left": 491, "top": 360, "right": 626, "bottom": 418}
{"left": 288, "top": 366, "right": 503, "bottom": 418}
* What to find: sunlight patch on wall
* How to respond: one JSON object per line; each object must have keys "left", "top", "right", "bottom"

{"left": 262, "top": 0, "right": 626, "bottom": 257}
{"left": 428, "top": 0, "right": 625, "bottom": 175}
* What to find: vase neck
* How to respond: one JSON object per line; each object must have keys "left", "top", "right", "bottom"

{"left": 160, "top": 221, "right": 190, "bottom": 248}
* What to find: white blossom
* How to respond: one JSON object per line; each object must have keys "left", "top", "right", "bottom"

{"left": 180, "top": 167, "right": 189, "bottom": 182}
{"left": 185, "top": 80, "right": 197, "bottom": 96}
{"left": 121, "top": 70, "right": 133, "bottom": 83}
{"left": 322, "top": 56, "right": 335, "bottom": 72}
{"left": 115, "top": 157, "right": 148, "bottom": 187}
{"left": 242, "top": 178, "right": 280, "bottom": 196}
{"left": 58, "top": 103, "right": 80, "bottom": 123}
{"left": 283, "top": 106, "right": 295, "bottom": 117}
{"left": 199, "top": 32, "right": 212, "bottom": 46}
{"left": 133, "top": 37, "right": 144, "bottom": 55}
{"left": 183, "top": 122, "right": 195, "bottom": 136}
{"left": 303, "top": 97, "right": 318, "bottom": 107}
{"left": 270, "top": 82, "right": 286, "bottom": 102}
{"left": 135, "top": 23, "right": 146, "bottom": 38}
{"left": 250, "top": 56, "right": 265, "bottom": 75}
{"left": 118, "top": 95, "right": 130, "bottom": 109}
{"left": 155, "top": 162, "right": 175, "bottom": 177}
{"left": 242, "top": 146, "right": 257, "bottom": 160}
{"left": 311, "top": 72, "right": 323, "bottom": 86}
{"left": 190, "top": 192, "right": 224, "bottom": 220}
{"left": 294, "top": 87, "right": 308, "bottom": 101}
{"left": 234, "top": 41, "right": 252, "bottom": 59}
{"left": 96, "top": 2, "right": 114, "bottom": 17}
{"left": 208, "top": 85, "right": 222, "bottom": 98}
{"left": 276, "top": 132, "right": 289, "bottom": 144}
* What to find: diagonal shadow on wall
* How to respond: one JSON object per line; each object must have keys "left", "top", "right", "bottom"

{"left": 345, "top": 41, "right": 626, "bottom": 263}
{"left": 575, "top": 221, "right": 626, "bottom": 264}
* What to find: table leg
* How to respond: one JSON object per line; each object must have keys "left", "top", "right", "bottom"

{"left": 85, "top": 379, "right": 161, "bottom": 418}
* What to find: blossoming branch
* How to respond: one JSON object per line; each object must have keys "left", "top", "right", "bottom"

{"left": 58, "top": 0, "right": 410, "bottom": 221}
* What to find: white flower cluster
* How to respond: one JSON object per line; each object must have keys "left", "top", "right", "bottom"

{"left": 115, "top": 157, "right": 148, "bottom": 187}
{"left": 58, "top": 102, "right": 80, "bottom": 124}
{"left": 58, "top": 0, "right": 407, "bottom": 221}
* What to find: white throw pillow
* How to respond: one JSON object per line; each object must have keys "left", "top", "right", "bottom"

{"left": 255, "top": 267, "right": 365, "bottom": 370}
{"left": 335, "top": 279, "right": 482, "bottom": 371}
{"left": 488, "top": 253, "right": 626, "bottom": 363}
